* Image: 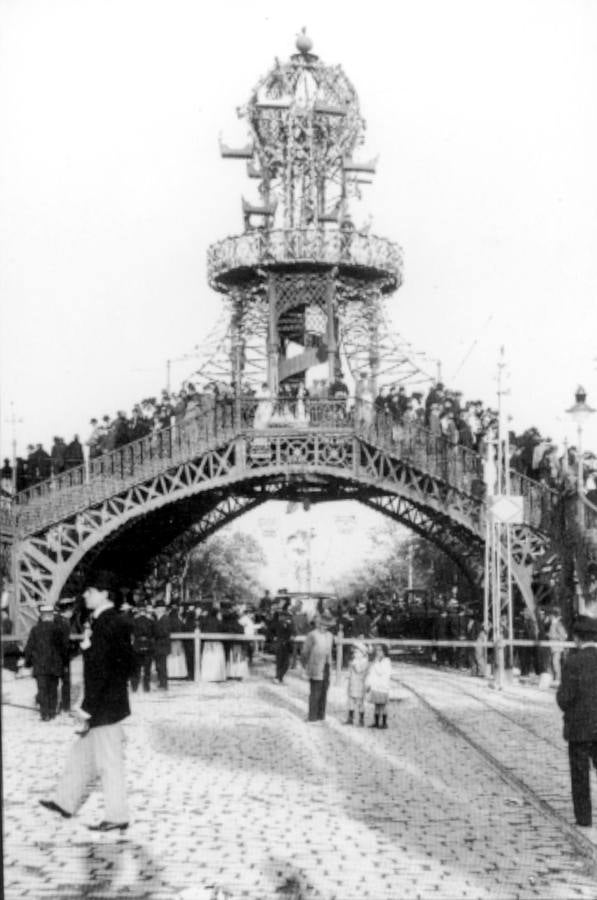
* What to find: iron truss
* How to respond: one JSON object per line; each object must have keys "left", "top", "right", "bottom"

{"left": 12, "top": 414, "right": 558, "bottom": 633}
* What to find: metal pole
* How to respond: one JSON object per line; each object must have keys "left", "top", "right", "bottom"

{"left": 194, "top": 628, "right": 201, "bottom": 684}
{"left": 166, "top": 360, "right": 171, "bottom": 394}
{"left": 9, "top": 401, "right": 19, "bottom": 496}
{"left": 493, "top": 518, "right": 504, "bottom": 689}
{"left": 335, "top": 625, "right": 343, "bottom": 684}
{"left": 483, "top": 514, "right": 491, "bottom": 637}
{"left": 578, "top": 423, "right": 585, "bottom": 530}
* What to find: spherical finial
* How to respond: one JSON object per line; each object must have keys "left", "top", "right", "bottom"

{"left": 295, "top": 27, "right": 313, "bottom": 55}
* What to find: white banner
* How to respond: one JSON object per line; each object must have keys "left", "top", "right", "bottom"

{"left": 490, "top": 494, "right": 524, "bottom": 524}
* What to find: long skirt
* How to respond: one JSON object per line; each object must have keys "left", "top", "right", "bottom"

{"left": 201, "top": 641, "right": 227, "bottom": 682}
{"left": 167, "top": 640, "right": 188, "bottom": 679}
{"left": 227, "top": 643, "right": 249, "bottom": 680}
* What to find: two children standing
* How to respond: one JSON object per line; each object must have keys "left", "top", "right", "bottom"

{"left": 346, "top": 642, "right": 392, "bottom": 728}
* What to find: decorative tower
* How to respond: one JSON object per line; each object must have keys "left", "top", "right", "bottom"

{"left": 204, "top": 31, "right": 429, "bottom": 396}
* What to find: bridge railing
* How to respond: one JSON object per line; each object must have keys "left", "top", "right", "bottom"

{"left": 11, "top": 395, "right": 557, "bottom": 536}
{"left": 362, "top": 407, "right": 558, "bottom": 531}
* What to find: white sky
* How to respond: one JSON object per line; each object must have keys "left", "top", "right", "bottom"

{"left": 2, "top": 0, "right": 597, "bottom": 461}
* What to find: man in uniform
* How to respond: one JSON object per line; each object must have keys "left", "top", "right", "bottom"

{"left": 39, "top": 569, "right": 134, "bottom": 831}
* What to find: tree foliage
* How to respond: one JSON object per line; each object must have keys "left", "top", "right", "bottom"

{"left": 332, "top": 519, "right": 474, "bottom": 604}
{"left": 185, "top": 529, "right": 266, "bottom": 604}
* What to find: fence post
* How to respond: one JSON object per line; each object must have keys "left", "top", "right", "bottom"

{"left": 335, "top": 626, "right": 344, "bottom": 684}
{"left": 194, "top": 629, "right": 201, "bottom": 684}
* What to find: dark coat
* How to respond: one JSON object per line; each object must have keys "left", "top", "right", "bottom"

{"left": 272, "top": 611, "right": 295, "bottom": 644}
{"left": 65, "top": 438, "right": 84, "bottom": 469}
{"left": 132, "top": 612, "right": 155, "bottom": 654}
{"left": 81, "top": 607, "right": 134, "bottom": 728}
{"left": 153, "top": 614, "right": 171, "bottom": 656}
{"left": 557, "top": 646, "right": 597, "bottom": 742}
{"left": 351, "top": 613, "right": 371, "bottom": 638}
{"left": 24, "top": 620, "right": 68, "bottom": 677}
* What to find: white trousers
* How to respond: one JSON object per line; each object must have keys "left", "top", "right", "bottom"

{"left": 55, "top": 723, "right": 129, "bottom": 823}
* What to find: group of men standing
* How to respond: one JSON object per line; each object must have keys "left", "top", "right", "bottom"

{"left": 23, "top": 604, "right": 74, "bottom": 720}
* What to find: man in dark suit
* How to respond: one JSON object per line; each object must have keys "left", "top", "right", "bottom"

{"left": 153, "top": 601, "right": 171, "bottom": 690}
{"left": 131, "top": 602, "right": 155, "bottom": 692}
{"left": 39, "top": 570, "right": 134, "bottom": 832}
{"left": 557, "top": 615, "right": 597, "bottom": 829}
{"left": 24, "top": 605, "right": 68, "bottom": 720}
{"left": 271, "top": 597, "right": 295, "bottom": 684}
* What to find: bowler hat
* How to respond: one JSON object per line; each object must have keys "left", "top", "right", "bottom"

{"left": 84, "top": 570, "right": 116, "bottom": 593}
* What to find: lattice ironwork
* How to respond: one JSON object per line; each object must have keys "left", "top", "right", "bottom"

{"left": 10, "top": 412, "right": 555, "bottom": 629}
{"left": 273, "top": 271, "right": 331, "bottom": 315}
{"left": 361, "top": 494, "right": 485, "bottom": 588}
{"left": 207, "top": 228, "right": 402, "bottom": 293}
{"left": 339, "top": 295, "right": 434, "bottom": 388}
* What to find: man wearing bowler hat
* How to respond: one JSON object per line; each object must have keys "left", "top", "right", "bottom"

{"left": 39, "top": 569, "right": 135, "bottom": 832}
{"left": 557, "top": 615, "right": 597, "bottom": 830}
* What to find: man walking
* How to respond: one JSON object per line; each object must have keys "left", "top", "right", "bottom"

{"left": 557, "top": 615, "right": 597, "bottom": 830}
{"left": 301, "top": 614, "right": 334, "bottom": 722}
{"left": 24, "top": 605, "right": 68, "bottom": 721}
{"left": 39, "top": 570, "right": 134, "bottom": 831}
{"left": 272, "top": 597, "right": 295, "bottom": 684}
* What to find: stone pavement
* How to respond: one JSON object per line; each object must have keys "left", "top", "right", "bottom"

{"left": 3, "top": 661, "right": 597, "bottom": 900}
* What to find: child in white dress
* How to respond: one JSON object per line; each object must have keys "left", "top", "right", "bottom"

{"left": 365, "top": 643, "right": 392, "bottom": 729}
{"left": 345, "top": 641, "right": 369, "bottom": 726}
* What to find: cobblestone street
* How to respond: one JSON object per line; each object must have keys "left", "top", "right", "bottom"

{"left": 4, "top": 662, "right": 597, "bottom": 900}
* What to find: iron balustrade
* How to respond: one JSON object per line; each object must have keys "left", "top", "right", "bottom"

{"left": 207, "top": 227, "right": 403, "bottom": 292}
{"left": 10, "top": 397, "right": 557, "bottom": 537}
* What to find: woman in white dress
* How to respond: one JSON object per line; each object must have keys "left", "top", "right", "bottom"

{"left": 166, "top": 606, "right": 188, "bottom": 680}
{"left": 223, "top": 605, "right": 249, "bottom": 680}
{"left": 253, "top": 383, "right": 274, "bottom": 429}
{"left": 295, "top": 384, "right": 308, "bottom": 426}
{"left": 199, "top": 606, "right": 227, "bottom": 682}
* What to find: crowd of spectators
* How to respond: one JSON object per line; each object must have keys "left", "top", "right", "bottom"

{"left": 3, "top": 372, "right": 597, "bottom": 502}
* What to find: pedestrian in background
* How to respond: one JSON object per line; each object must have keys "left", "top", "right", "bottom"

{"left": 548, "top": 607, "right": 568, "bottom": 686}
{"left": 153, "top": 600, "right": 171, "bottom": 690}
{"left": 272, "top": 597, "right": 295, "bottom": 684}
{"left": 1, "top": 608, "right": 20, "bottom": 674}
{"left": 40, "top": 570, "right": 135, "bottom": 832}
{"left": 24, "top": 604, "right": 68, "bottom": 721}
{"left": 556, "top": 615, "right": 597, "bottom": 829}
{"left": 131, "top": 602, "right": 155, "bottom": 692}
{"left": 301, "top": 614, "right": 333, "bottom": 722}
{"left": 54, "top": 602, "right": 75, "bottom": 713}
{"left": 366, "top": 643, "right": 392, "bottom": 729}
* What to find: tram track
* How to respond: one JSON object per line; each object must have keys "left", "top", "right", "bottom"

{"left": 393, "top": 668, "right": 597, "bottom": 874}
{"left": 273, "top": 665, "right": 597, "bottom": 873}
{"left": 394, "top": 666, "right": 563, "bottom": 753}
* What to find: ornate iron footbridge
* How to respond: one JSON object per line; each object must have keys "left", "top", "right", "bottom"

{"left": 6, "top": 398, "right": 561, "bottom": 636}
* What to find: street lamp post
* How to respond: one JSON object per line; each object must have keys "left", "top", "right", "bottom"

{"left": 566, "top": 386, "right": 596, "bottom": 531}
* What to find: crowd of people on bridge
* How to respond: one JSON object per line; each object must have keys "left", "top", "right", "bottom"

{"left": 4, "top": 368, "right": 597, "bottom": 507}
